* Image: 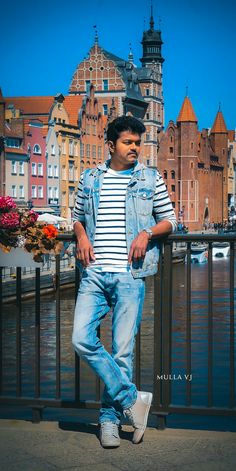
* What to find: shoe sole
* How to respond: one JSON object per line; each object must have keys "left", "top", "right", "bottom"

{"left": 132, "top": 392, "right": 153, "bottom": 444}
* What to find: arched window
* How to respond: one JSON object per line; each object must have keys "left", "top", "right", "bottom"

{"left": 33, "top": 144, "right": 41, "bottom": 154}
{"left": 163, "top": 170, "right": 167, "bottom": 179}
{"left": 171, "top": 170, "right": 175, "bottom": 179}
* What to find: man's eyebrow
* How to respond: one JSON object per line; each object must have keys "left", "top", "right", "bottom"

{"left": 122, "top": 139, "right": 142, "bottom": 144}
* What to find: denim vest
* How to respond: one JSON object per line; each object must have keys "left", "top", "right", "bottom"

{"left": 81, "top": 159, "right": 161, "bottom": 279}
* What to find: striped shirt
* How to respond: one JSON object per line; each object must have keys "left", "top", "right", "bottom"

{"left": 73, "top": 167, "right": 177, "bottom": 272}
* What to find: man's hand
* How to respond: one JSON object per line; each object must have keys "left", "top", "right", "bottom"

{"left": 128, "top": 231, "right": 149, "bottom": 264}
{"left": 76, "top": 234, "right": 96, "bottom": 267}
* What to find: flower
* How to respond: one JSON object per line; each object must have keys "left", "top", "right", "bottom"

{"left": 0, "top": 196, "right": 63, "bottom": 262}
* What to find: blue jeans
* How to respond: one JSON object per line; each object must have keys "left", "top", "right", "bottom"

{"left": 72, "top": 268, "right": 145, "bottom": 424}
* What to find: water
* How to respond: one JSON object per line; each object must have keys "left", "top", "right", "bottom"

{"left": 1, "top": 259, "right": 235, "bottom": 430}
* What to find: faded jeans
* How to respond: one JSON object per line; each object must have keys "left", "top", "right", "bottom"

{"left": 72, "top": 268, "right": 145, "bottom": 424}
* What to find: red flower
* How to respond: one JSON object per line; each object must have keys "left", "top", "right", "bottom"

{"left": 0, "top": 196, "right": 17, "bottom": 210}
{"left": 42, "top": 224, "right": 58, "bottom": 239}
{"left": 0, "top": 211, "right": 20, "bottom": 228}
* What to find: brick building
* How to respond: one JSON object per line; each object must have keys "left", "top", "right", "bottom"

{"left": 157, "top": 96, "right": 229, "bottom": 231}
{"left": 69, "top": 9, "right": 164, "bottom": 167}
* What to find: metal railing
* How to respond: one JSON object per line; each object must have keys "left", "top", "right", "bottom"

{"left": 0, "top": 233, "right": 235, "bottom": 426}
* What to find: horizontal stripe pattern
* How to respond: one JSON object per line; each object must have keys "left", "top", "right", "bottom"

{"left": 73, "top": 166, "right": 177, "bottom": 271}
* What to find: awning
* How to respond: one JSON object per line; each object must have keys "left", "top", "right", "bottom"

{"left": 33, "top": 207, "right": 55, "bottom": 213}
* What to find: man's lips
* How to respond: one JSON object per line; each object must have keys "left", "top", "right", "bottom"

{"left": 128, "top": 153, "right": 137, "bottom": 156}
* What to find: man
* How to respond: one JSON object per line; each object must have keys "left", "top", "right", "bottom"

{"left": 72, "top": 116, "right": 177, "bottom": 448}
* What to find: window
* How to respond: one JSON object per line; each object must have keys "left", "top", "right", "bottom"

{"left": 80, "top": 143, "right": 84, "bottom": 158}
{"left": 74, "top": 142, "right": 78, "bottom": 157}
{"left": 86, "top": 80, "right": 91, "bottom": 93}
{"left": 54, "top": 165, "right": 58, "bottom": 178}
{"left": 31, "top": 162, "right": 37, "bottom": 176}
{"left": 191, "top": 142, "right": 194, "bottom": 150}
{"left": 172, "top": 202, "right": 175, "bottom": 208}
{"left": 164, "top": 170, "right": 167, "bottom": 179}
{"left": 19, "top": 185, "right": 24, "bottom": 198}
{"left": 103, "top": 79, "right": 108, "bottom": 91}
{"left": 53, "top": 187, "right": 58, "bottom": 199}
{"left": 103, "top": 104, "right": 108, "bottom": 116}
{"left": 146, "top": 113, "right": 149, "bottom": 120}
{"left": 62, "top": 140, "right": 66, "bottom": 155}
{"left": 38, "top": 186, "right": 43, "bottom": 198}
{"left": 171, "top": 185, "right": 175, "bottom": 192}
{"left": 147, "top": 159, "right": 150, "bottom": 166}
{"left": 51, "top": 144, "right": 55, "bottom": 156}
{"left": 11, "top": 161, "right": 17, "bottom": 174}
{"left": 86, "top": 124, "right": 90, "bottom": 135}
{"left": 69, "top": 164, "right": 74, "bottom": 181}
{"left": 48, "top": 187, "right": 53, "bottom": 198}
{"left": 62, "top": 165, "right": 66, "bottom": 180}
{"left": 69, "top": 188, "right": 74, "bottom": 207}
{"left": 31, "top": 185, "right": 37, "bottom": 198}
{"left": 86, "top": 144, "right": 90, "bottom": 158}
{"left": 48, "top": 164, "right": 53, "bottom": 177}
{"left": 191, "top": 181, "right": 194, "bottom": 188}
{"left": 92, "top": 125, "right": 96, "bottom": 136}
{"left": 146, "top": 133, "right": 150, "bottom": 141}
{"left": 171, "top": 170, "right": 175, "bottom": 179}
{"left": 69, "top": 140, "right": 73, "bottom": 156}
{"left": 169, "top": 147, "right": 174, "bottom": 154}
{"left": 11, "top": 185, "right": 17, "bottom": 198}
{"left": 92, "top": 145, "right": 96, "bottom": 158}
{"left": 190, "top": 161, "right": 194, "bottom": 169}
{"left": 6, "top": 138, "right": 20, "bottom": 148}
{"left": 74, "top": 167, "right": 78, "bottom": 180}
{"left": 38, "top": 163, "right": 43, "bottom": 176}
{"left": 33, "top": 144, "right": 41, "bottom": 154}
{"left": 19, "top": 162, "right": 24, "bottom": 175}
{"left": 146, "top": 89, "right": 150, "bottom": 96}
{"left": 98, "top": 146, "right": 102, "bottom": 159}
{"left": 62, "top": 192, "right": 66, "bottom": 206}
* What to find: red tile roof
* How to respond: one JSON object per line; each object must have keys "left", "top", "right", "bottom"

{"left": 5, "top": 96, "right": 54, "bottom": 116}
{"left": 211, "top": 111, "right": 227, "bottom": 134}
{"left": 177, "top": 97, "right": 198, "bottom": 123}
{"left": 64, "top": 95, "right": 83, "bottom": 126}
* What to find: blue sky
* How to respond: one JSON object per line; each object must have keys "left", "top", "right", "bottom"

{"left": 1, "top": 0, "right": 235, "bottom": 130}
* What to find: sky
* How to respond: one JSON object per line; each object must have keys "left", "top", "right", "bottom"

{"left": 1, "top": 0, "right": 236, "bottom": 130}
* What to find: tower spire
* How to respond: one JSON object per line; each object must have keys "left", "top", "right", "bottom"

{"left": 93, "top": 25, "right": 98, "bottom": 45}
{"left": 128, "top": 43, "right": 134, "bottom": 64}
{"left": 150, "top": 1, "right": 154, "bottom": 30}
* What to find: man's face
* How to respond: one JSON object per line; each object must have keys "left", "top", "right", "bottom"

{"left": 108, "top": 131, "right": 142, "bottom": 169}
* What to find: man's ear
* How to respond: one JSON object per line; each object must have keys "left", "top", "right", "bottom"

{"left": 108, "top": 140, "right": 115, "bottom": 154}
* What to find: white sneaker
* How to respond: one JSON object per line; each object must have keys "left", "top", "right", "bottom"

{"left": 99, "top": 422, "right": 120, "bottom": 448}
{"left": 123, "top": 391, "right": 153, "bottom": 444}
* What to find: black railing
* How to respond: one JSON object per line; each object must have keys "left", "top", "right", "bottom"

{"left": 0, "top": 233, "right": 235, "bottom": 426}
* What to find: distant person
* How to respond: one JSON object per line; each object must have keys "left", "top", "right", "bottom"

{"left": 72, "top": 116, "right": 177, "bottom": 448}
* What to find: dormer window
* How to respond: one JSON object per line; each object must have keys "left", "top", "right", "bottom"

{"left": 6, "top": 138, "right": 20, "bottom": 148}
{"left": 33, "top": 144, "right": 41, "bottom": 154}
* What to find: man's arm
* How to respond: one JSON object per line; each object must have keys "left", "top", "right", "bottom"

{"left": 128, "top": 219, "right": 172, "bottom": 263}
{"left": 128, "top": 171, "right": 177, "bottom": 263}
{"left": 74, "top": 221, "right": 96, "bottom": 267}
{"left": 72, "top": 173, "right": 96, "bottom": 267}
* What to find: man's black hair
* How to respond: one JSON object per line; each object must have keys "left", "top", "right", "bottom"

{"left": 106, "top": 115, "right": 146, "bottom": 144}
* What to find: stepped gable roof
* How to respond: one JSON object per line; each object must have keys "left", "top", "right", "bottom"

{"left": 177, "top": 96, "right": 198, "bottom": 123}
{"left": 211, "top": 110, "right": 227, "bottom": 133}
{"left": 102, "top": 49, "right": 145, "bottom": 103}
{"left": 5, "top": 96, "right": 54, "bottom": 116}
{"left": 63, "top": 95, "right": 83, "bottom": 127}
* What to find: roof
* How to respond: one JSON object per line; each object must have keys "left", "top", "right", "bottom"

{"left": 5, "top": 96, "right": 54, "bottom": 116}
{"left": 211, "top": 111, "right": 228, "bottom": 133}
{"left": 5, "top": 146, "right": 28, "bottom": 155}
{"left": 63, "top": 95, "right": 83, "bottom": 127}
{"left": 177, "top": 96, "right": 198, "bottom": 123}
{"left": 5, "top": 124, "right": 22, "bottom": 138}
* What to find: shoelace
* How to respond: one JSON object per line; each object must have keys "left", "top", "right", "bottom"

{"left": 123, "top": 408, "right": 135, "bottom": 427}
{"left": 101, "top": 422, "right": 119, "bottom": 438}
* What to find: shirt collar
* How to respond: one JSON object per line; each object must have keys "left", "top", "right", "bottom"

{"left": 97, "top": 158, "right": 145, "bottom": 174}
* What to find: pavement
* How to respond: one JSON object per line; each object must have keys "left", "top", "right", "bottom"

{"left": 0, "top": 419, "right": 235, "bottom": 471}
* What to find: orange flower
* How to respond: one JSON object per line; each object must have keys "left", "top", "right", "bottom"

{"left": 42, "top": 224, "right": 58, "bottom": 239}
